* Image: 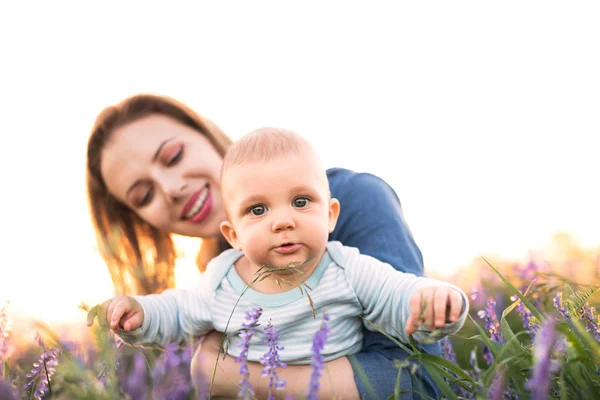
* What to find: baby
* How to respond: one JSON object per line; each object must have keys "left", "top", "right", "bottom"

{"left": 89, "top": 127, "right": 468, "bottom": 370}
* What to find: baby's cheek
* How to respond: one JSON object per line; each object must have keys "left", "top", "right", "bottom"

{"left": 241, "top": 227, "right": 268, "bottom": 259}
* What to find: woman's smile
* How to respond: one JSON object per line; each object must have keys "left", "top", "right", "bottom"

{"left": 182, "top": 184, "right": 213, "bottom": 223}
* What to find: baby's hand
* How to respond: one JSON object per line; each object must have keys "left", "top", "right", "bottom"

{"left": 405, "top": 286, "right": 463, "bottom": 335}
{"left": 86, "top": 295, "right": 144, "bottom": 334}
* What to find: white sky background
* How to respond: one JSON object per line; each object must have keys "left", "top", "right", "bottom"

{"left": 0, "top": 2, "right": 598, "bottom": 323}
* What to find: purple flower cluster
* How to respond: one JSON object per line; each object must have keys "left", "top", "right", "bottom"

{"left": 477, "top": 299, "right": 504, "bottom": 364}
{"left": 260, "top": 319, "right": 286, "bottom": 399}
{"left": 469, "top": 285, "right": 487, "bottom": 308}
{"left": 553, "top": 293, "right": 571, "bottom": 321}
{"left": 488, "top": 369, "right": 507, "bottom": 400}
{"left": 582, "top": 303, "right": 600, "bottom": 342}
{"left": 511, "top": 295, "right": 539, "bottom": 342}
{"left": 25, "top": 347, "right": 60, "bottom": 399}
{"left": 526, "top": 316, "right": 560, "bottom": 400}
{"left": 151, "top": 343, "right": 193, "bottom": 400}
{"left": 120, "top": 351, "right": 149, "bottom": 400}
{"left": 0, "top": 302, "right": 11, "bottom": 374}
{"left": 307, "top": 313, "right": 330, "bottom": 400}
{"left": 0, "top": 378, "right": 19, "bottom": 400}
{"left": 441, "top": 337, "right": 457, "bottom": 364}
{"left": 236, "top": 307, "right": 263, "bottom": 400}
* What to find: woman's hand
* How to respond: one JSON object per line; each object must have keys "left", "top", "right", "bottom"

{"left": 405, "top": 286, "right": 463, "bottom": 335}
{"left": 86, "top": 295, "right": 144, "bottom": 334}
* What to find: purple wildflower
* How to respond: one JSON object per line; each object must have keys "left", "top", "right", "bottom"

{"left": 0, "top": 377, "right": 19, "bottom": 400}
{"left": 441, "top": 337, "right": 457, "bottom": 364}
{"left": 517, "top": 257, "right": 538, "bottom": 282}
{"left": 488, "top": 369, "right": 507, "bottom": 400}
{"left": 260, "top": 319, "right": 286, "bottom": 399}
{"left": 526, "top": 316, "right": 560, "bottom": 400}
{"left": 236, "top": 307, "right": 263, "bottom": 400}
{"left": 25, "top": 347, "right": 60, "bottom": 399}
{"left": 121, "top": 351, "right": 150, "bottom": 400}
{"left": 441, "top": 337, "right": 472, "bottom": 397}
{"left": 307, "top": 313, "right": 330, "bottom": 400}
{"left": 470, "top": 284, "right": 487, "bottom": 308}
{"left": 478, "top": 299, "right": 504, "bottom": 344}
{"left": 553, "top": 293, "right": 571, "bottom": 321}
{"left": 0, "top": 302, "right": 12, "bottom": 374}
{"left": 511, "top": 295, "right": 538, "bottom": 342}
{"left": 151, "top": 343, "right": 194, "bottom": 400}
{"left": 477, "top": 298, "right": 504, "bottom": 365}
{"left": 582, "top": 303, "right": 600, "bottom": 342}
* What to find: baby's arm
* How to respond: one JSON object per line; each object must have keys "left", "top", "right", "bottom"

{"left": 87, "top": 284, "right": 214, "bottom": 346}
{"left": 343, "top": 245, "right": 468, "bottom": 342}
{"left": 129, "top": 286, "right": 214, "bottom": 345}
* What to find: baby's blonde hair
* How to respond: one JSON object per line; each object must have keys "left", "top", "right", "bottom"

{"left": 221, "top": 127, "right": 316, "bottom": 179}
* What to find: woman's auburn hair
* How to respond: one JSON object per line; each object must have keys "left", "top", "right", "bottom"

{"left": 86, "top": 94, "right": 233, "bottom": 295}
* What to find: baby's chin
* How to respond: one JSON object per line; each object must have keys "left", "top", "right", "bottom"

{"left": 271, "top": 257, "right": 317, "bottom": 273}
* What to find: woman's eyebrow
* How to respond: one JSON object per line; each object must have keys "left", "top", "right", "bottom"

{"left": 152, "top": 136, "right": 176, "bottom": 162}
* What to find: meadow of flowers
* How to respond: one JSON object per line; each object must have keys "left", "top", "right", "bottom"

{"left": 1, "top": 239, "right": 599, "bottom": 399}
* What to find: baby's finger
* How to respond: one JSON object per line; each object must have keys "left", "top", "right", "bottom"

{"left": 407, "top": 291, "right": 424, "bottom": 334}
{"left": 434, "top": 288, "right": 450, "bottom": 328}
{"left": 422, "top": 288, "right": 435, "bottom": 330}
{"left": 405, "top": 313, "right": 416, "bottom": 334}
{"left": 109, "top": 300, "right": 129, "bottom": 333}
{"left": 447, "top": 290, "right": 463, "bottom": 323}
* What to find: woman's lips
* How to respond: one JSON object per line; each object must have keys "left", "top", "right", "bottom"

{"left": 273, "top": 243, "right": 301, "bottom": 254}
{"left": 181, "top": 185, "right": 212, "bottom": 224}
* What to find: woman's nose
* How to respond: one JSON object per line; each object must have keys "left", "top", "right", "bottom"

{"left": 157, "top": 176, "right": 188, "bottom": 202}
{"left": 165, "top": 182, "right": 188, "bottom": 201}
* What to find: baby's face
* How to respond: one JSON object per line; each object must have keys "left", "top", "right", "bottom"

{"left": 221, "top": 148, "right": 339, "bottom": 271}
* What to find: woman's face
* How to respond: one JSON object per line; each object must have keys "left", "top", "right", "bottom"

{"left": 101, "top": 114, "right": 227, "bottom": 238}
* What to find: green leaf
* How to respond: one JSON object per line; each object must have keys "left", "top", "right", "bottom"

{"left": 360, "top": 317, "right": 415, "bottom": 355}
{"left": 410, "top": 352, "right": 475, "bottom": 389}
{"left": 568, "top": 318, "right": 600, "bottom": 364}
{"left": 419, "top": 359, "right": 459, "bottom": 400}
{"left": 566, "top": 286, "right": 600, "bottom": 316}
{"left": 467, "top": 314, "right": 502, "bottom": 360}
{"left": 482, "top": 257, "right": 544, "bottom": 322}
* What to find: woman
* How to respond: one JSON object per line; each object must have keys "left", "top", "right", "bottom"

{"left": 86, "top": 94, "right": 441, "bottom": 399}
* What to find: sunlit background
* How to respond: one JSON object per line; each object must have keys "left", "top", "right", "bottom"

{"left": 1, "top": 2, "right": 598, "bottom": 327}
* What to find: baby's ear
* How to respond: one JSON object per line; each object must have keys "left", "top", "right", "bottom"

{"left": 220, "top": 221, "right": 242, "bottom": 251}
{"left": 328, "top": 198, "right": 341, "bottom": 233}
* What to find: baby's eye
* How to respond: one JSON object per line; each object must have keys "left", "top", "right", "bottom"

{"left": 249, "top": 205, "right": 267, "bottom": 216}
{"left": 293, "top": 197, "right": 310, "bottom": 208}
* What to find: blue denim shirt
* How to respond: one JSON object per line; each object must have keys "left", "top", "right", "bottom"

{"left": 327, "top": 167, "right": 424, "bottom": 278}
{"left": 327, "top": 168, "right": 442, "bottom": 398}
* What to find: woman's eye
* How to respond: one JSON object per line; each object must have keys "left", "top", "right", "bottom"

{"left": 249, "top": 205, "right": 267, "bottom": 216}
{"left": 165, "top": 144, "right": 184, "bottom": 166}
{"left": 293, "top": 197, "right": 309, "bottom": 208}
{"left": 134, "top": 187, "right": 154, "bottom": 207}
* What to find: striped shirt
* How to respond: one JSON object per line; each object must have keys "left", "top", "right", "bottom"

{"left": 121, "top": 241, "right": 468, "bottom": 364}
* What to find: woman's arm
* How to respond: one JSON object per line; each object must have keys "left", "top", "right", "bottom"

{"left": 327, "top": 168, "right": 424, "bottom": 276}
{"left": 192, "top": 331, "right": 359, "bottom": 399}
